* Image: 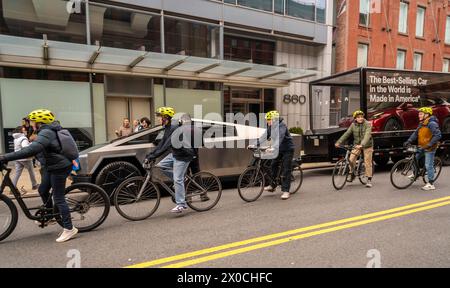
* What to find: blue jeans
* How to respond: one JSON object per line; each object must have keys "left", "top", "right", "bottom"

{"left": 416, "top": 149, "right": 436, "bottom": 184}
{"left": 39, "top": 166, "right": 73, "bottom": 229}
{"left": 156, "top": 154, "right": 190, "bottom": 206}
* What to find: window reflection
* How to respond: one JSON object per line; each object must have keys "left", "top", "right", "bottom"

{"left": 0, "top": 0, "right": 87, "bottom": 43}
{"left": 89, "top": 4, "right": 161, "bottom": 51}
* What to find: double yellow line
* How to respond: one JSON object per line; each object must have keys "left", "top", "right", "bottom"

{"left": 126, "top": 196, "right": 450, "bottom": 268}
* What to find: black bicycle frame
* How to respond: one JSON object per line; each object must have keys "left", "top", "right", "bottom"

{"left": 1, "top": 167, "right": 43, "bottom": 221}
{"left": 142, "top": 165, "right": 206, "bottom": 197}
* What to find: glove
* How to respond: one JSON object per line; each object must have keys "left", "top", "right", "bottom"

{"left": 0, "top": 155, "right": 7, "bottom": 167}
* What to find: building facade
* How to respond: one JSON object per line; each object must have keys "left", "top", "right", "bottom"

{"left": 334, "top": 0, "right": 450, "bottom": 73}
{"left": 0, "top": 0, "right": 333, "bottom": 153}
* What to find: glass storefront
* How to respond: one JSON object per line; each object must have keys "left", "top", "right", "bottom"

{"left": 0, "top": 67, "right": 95, "bottom": 153}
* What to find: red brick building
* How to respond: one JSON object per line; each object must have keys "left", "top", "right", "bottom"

{"left": 334, "top": 0, "right": 450, "bottom": 73}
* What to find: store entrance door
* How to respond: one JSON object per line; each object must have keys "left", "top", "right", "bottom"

{"left": 106, "top": 97, "right": 151, "bottom": 140}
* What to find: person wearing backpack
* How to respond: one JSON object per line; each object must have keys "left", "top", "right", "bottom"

{"left": 12, "top": 126, "right": 39, "bottom": 193}
{"left": 0, "top": 109, "right": 79, "bottom": 243}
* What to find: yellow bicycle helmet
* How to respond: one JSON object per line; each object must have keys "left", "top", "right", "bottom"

{"left": 353, "top": 110, "right": 365, "bottom": 118}
{"left": 28, "top": 109, "right": 55, "bottom": 124}
{"left": 265, "top": 110, "right": 280, "bottom": 120}
{"left": 156, "top": 107, "right": 175, "bottom": 118}
{"left": 418, "top": 107, "right": 433, "bottom": 115}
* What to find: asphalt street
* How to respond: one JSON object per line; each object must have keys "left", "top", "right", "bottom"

{"left": 1, "top": 164, "right": 450, "bottom": 268}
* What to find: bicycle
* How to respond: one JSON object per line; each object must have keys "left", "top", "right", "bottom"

{"left": 113, "top": 160, "right": 222, "bottom": 221}
{"left": 0, "top": 163, "right": 110, "bottom": 242}
{"left": 390, "top": 145, "right": 442, "bottom": 189}
{"left": 332, "top": 145, "right": 370, "bottom": 190}
{"left": 237, "top": 146, "right": 303, "bottom": 202}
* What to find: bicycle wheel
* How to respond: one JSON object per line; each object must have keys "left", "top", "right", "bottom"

{"left": 358, "top": 159, "right": 372, "bottom": 185}
{"left": 55, "top": 183, "right": 110, "bottom": 232}
{"left": 422, "top": 157, "right": 443, "bottom": 184}
{"left": 238, "top": 166, "right": 265, "bottom": 202}
{"left": 0, "top": 194, "right": 18, "bottom": 242}
{"left": 186, "top": 171, "right": 222, "bottom": 212}
{"left": 114, "top": 176, "right": 161, "bottom": 221}
{"left": 390, "top": 159, "right": 417, "bottom": 189}
{"left": 332, "top": 159, "right": 349, "bottom": 190}
{"left": 289, "top": 162, "right": 303, "bottom": 194}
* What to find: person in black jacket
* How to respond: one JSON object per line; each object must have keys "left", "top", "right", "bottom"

{"left": 248, "top": 110, "right": 295, "bottom": 200}
{"left": 145, "top": 107, "right": 198, "bottom": 213}
{"left": 0, "top": 109, "right": 78, "bottom": 243}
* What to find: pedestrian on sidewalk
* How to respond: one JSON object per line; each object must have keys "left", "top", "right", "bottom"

{"left": 140, "top": 117, "right": 151, "bottom": 130}
{"left": 12, "top": 126, "right": 39, "bottom": 194}
{"left": 115, "top": 118, "right": 133, "bottom": 138}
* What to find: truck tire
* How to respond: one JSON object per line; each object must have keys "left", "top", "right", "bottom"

{"left": 383, "top": 118, "right": 402, "bottom": 131}
{"left": 443, "top": 118, "right": 450, "bottom": 134}
{"left": 374, "top": 155, "right": 390, "bottom": 168}
{"left": 95, "top": 161, "right": 141, "bottom": 197}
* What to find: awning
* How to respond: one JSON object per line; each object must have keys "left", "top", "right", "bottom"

{"left": 0, "top": 35, "right": 317, "bottom": 88}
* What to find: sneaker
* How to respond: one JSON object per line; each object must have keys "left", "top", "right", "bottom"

{"left": 264, "top": 185, "right": 276, "bottom": 192}
{"left": 281, "top": 192, "right": 291, "bottom": 200}
{"left": 421, "top": 183, "right": 436, "bottom": 191}
{"left": 56, "top": 227, "right": 78, "bottom": 243}
{"left": 347, "top": 173, "right": 356, "bottom": 182}
{"left": 200, "top": 194, "right": 210, "bottom": 202}
{"left": 170, "top": 205, "right": 188, "bottom": 213}
{"left": 365, "top": 180, "right": 373, "bottom": 188}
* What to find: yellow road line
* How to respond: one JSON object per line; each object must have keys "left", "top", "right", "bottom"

{"left": 126, "top": 195, "right": 450, "bottom": 268}
{"left": 164, "top": 200, "right": 450, "bottom": 268}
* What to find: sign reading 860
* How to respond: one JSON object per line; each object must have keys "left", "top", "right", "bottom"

{"left": 283, "top": 94, "right": 307, "bottom": 105}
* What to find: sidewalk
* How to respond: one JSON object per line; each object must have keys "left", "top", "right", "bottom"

{"left": 2, "top": 165, "right": 70, "bottom": 198}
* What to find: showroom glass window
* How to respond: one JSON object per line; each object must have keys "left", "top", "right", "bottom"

{"left": 286, "top": 0, "right": 315, "bottom": 21}
{"left": 89, "top": 4, "right": 161, "bottom": 51}
{"left": 164, "top": 17, "right": 220, "bottom": 58}
{"left": 0, "top": 0, "right": 87, "bottom": 44}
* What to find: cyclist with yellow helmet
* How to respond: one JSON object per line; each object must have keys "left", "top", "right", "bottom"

{"left": 249, "top": 110, "right": 295, "bottom": 200}
{"left": 0, "top": 109, "right": 78, "bottom": 242}
{"left": 335, "top": 110, "right": 374, "bottom": 188}
{"left": 145, "top": 107, "right": 198, "bottom": 213}
{"left": 404, "top": 107, "right": 442, "bottom": 190}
